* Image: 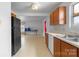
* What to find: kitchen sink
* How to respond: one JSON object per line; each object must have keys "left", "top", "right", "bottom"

{"left": 67, "top": 38, "right": 79, "bottom": 42}
{"left": 56, "top": 34, "right": 79, "bottom": 42}
{"left": 62, "top": 35, "right": 79, "bottom": 42}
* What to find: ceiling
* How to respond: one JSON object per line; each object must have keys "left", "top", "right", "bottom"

{"left": 11, "top": 2, "right": 61, "bottom": 14}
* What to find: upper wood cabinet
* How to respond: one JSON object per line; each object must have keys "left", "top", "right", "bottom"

{"left": 53, "top": 37, "right": 79, "bottom": 57}
{"left": 50, "top": 13, "right": 54, "bottom": 25}
{"left": 50, "top": 6, "right": 66, "bottom": 25}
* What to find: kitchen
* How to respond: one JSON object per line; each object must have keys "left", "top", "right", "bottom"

{"left": 45, "top": 2, "right": 79, "bottom": 57}
{"left": 11, "top": 2, "right": 79, "bottom": 57}
{"left": 0, "top": 2, "right": 79, "bottom": 57}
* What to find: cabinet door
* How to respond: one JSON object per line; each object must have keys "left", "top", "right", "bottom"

{"left": 50, "top": 6, "right": 66, "bottom": 25}
{"left": 77, "top": 48, "right": 79, "bottom": 57}
{"left": 50, "top": 12, "right": 54, "bottom": 25}
{"left": 54, "top": 37, "right": 61, "bottom": 57}
{"left": 53, "top": 8, "right": 59, "bottom": 25}
{"left": 59, "top": 7, "right": 66, "bottom": 24}
{"left": 45, "top": 33, "right": 48, "bottom": 47}
{"left": 61, "top": 40, "right": 77, "bottom": 57}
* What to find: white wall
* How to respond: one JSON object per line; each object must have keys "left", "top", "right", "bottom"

{"left": 24, "top": 16, "right": 46, "bottom": 35}
{"left": 0, "top": 2, "right": 11, "bottom": 57}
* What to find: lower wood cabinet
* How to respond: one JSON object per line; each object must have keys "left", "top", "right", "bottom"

{"left": 54, "top": 37, "right": 61, "bottom": 57}
{"left": 54, "top": 37, "right": 79, "bottom": 57}
{"left": 61, "top": 40, "right": 77, "bottom": 57}
{"left": 77, "top": 48, "right": 79, "bottom": 57}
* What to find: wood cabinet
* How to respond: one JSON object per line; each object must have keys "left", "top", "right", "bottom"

{"left": 45, "top": 33, "right": 48, "bottom": 47}
{"left": 50, "top": 6, "right": 66, "bottom": 25}
{"left": 53, "top": 37, "right": 79, "bottom": 57}
{"left": 46, "top": 33, "right": 79, "bottom": 57}
{"left": 50, "top": 13, "right": 54, "bottom": 25}
{"left": 54, "top": 37, "right": 61, "bottom": 57}
{"left": 77, "top": 48, "right": 79, "bottom": 56}
{"left": 61, "top": 40, "right": 77, "bottom": 57}
{"left": 53, "top": 8, "right": 59, "bottom": 25}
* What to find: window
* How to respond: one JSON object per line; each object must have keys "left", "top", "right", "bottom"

{"left": 73, "top": 3, "right": 79, "bottom": 26}
{"left": 74, "top": 3, "right": 79, "bottom": 16}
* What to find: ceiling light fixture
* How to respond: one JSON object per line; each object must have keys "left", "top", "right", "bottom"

{"left": 32, "top": 3, "right": 40, "bottom": 10}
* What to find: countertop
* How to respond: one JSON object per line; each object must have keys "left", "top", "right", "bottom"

{"left": 47, "top": 32, "right": 79, "bottom": 48}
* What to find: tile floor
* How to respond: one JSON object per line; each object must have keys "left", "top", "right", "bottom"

{"left": 14, "top": 33, "right": 52, "bottom": 57}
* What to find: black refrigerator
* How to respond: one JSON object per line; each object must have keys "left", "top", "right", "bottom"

{"left": 11, "top": 16, "right": 21, "bottom": 56}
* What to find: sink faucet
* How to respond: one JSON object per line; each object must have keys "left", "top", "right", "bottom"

{"left": 64, "top": 32, "right": 67, "bottom": 37}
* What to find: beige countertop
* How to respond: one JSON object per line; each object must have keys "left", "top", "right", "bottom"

{"left": 47, "top": 32, "right": 79, "bottom": 48}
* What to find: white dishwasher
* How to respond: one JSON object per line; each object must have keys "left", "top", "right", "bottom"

{"left": 48, "top": 34, "right": 54, "bottom": 55}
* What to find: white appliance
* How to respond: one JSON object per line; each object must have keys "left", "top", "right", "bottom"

{"left": 48, "top": 34, "right": 54, "bottom": 55}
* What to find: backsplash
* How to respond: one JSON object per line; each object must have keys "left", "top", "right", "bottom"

{"left": 46, "top": 16, "right": 66, "bottom": 34}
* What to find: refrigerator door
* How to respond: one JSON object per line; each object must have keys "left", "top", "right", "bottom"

{"left": 11, "top": 16, "right": 21, "bottom": 56}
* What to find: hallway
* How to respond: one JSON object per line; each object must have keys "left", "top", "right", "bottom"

{"left": 14, "top": 33, "right": 52, "bottom": 57}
